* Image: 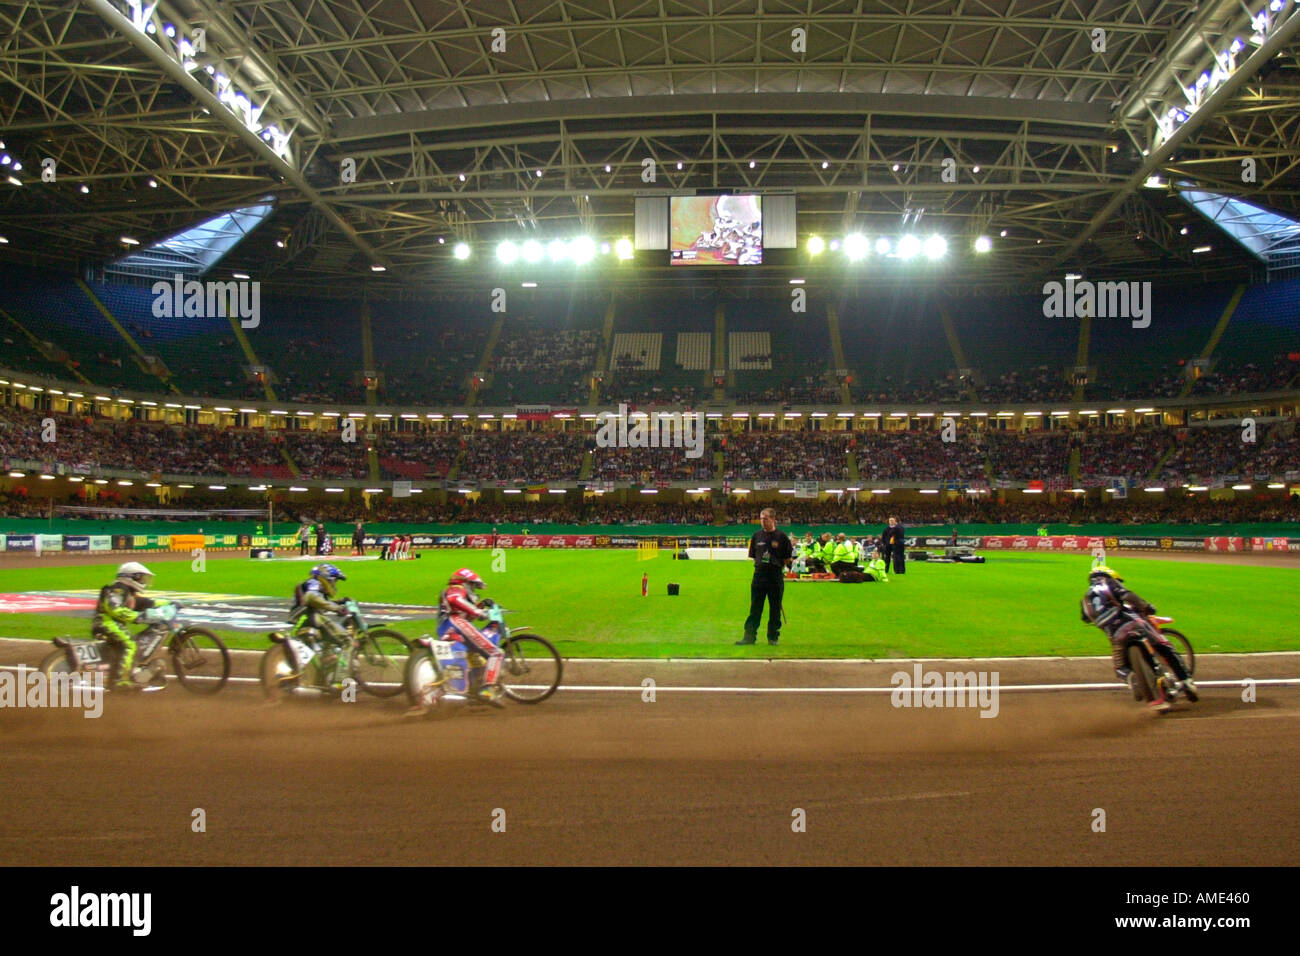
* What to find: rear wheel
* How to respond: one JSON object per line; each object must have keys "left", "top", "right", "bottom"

{"left": 170, "top": 628, "right": 231, "bottom": 694}
{"left": 1160, "top": 628, "right": 1195, "bottom": 676}
{"left": 1127, "top": 644, "right": 1159, "bottom": 704}
{"left": 352, "top": 629, "right": 411, "bottom": 698}
{"left": 499, "top": 634, "right": 563, "bottom": 704}
{"left": 260, "top": 644, "right": 300, "bottom": 702}
{"left": 405, "top": 648, "right": 453, "bottom": 716}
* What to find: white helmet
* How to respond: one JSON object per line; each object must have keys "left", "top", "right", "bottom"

{"left": 116, "top": 561, "right": 154, "bottom": 592}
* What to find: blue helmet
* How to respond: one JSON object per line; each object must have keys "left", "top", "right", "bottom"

{"left": 311, "top": 563, "right": 346, "bottom": 597}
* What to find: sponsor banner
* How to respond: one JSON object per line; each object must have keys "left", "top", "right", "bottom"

{"left": 520, "top": 536, "right": 542, "bottom": 548}
{"left": 5, "top": 534, "right": 36, "bottom": 552}
{"left": 1205, "top": 536, "right": 1244, "bottom": 552}
{"left": 607, "top": 536, "right": 640, "bottom": 547}
{"left": 392, "top": 481, "right": 412, "bottom": 498}
{"left": 466, "top": 535, "right": 490, "bottom": 548}
{"left": 572, "top": 535, "right": 595, "bottom": 548}
{"left": 170, "top": 534, "right": 205, "bottom": 551}
{"left": 1250, "top": 537, "right": 1290, "bottom": 552}
{"left": 1169, "top": 538, "right": 1206, "bottom": 551}
{"left": 545, "top": 535, "right": 569, "bottom": 548}
{"left": 980, "top": 535, "right": 1114, "bottom": 551}
{"left": 64, "top": 535, "right": 90, "bottom": 551}
{"left": 411, "top": 535, "right": 434, "bottom": 547}
{"left": 0, "top": 535, "right": 5, "bottom": 552}
{"left": 794, "top": 480, "right": 818, "bottom": 499}
{"left": 89, "top": 535, "right": 112, "bottom": 552}
{"left": 917, "top": 537, "right": 981, "bottom": 548}
{"left": 38, "top": 534, "right": 63, "bottom": 552}
{"left": 752, "top": 480, "right": 780, "bottom": 491}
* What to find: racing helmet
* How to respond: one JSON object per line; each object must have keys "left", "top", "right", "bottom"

{"left": 1090, "top": 565, "right": 1123, "bottom": 583}
{"left": 115, "top": 561, "right": 154, "bottom": 592}
{"left": 311, "top": 563, "right": 347, "bottom": 598}
{"left": 449, "top": 567, "right": 485, "bottom": 593}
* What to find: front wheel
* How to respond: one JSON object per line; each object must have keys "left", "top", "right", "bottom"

{"left": 39, "top": 649, "right": 77, "bottom": 679}
{"left": 352, "top": 629, "right": 411, "bottom": 698}
{"left": 170, "top": 628, "right": 231, "bottom": 694}
{"left": 498, "top": 634, "right": 563, "bottom": 704}
{"left": 1160, "top": 628, "right": 1195, "bottom": 676}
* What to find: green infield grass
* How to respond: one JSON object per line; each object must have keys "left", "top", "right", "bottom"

{"left": 1, "top": 550, "right": 1296, "bottom": 658}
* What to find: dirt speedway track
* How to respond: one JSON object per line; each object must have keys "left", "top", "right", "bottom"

{"left": 1, "top": 648, "right": 1297, "bottom": 866}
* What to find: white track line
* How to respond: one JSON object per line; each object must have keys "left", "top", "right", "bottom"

{"left": 1, "top": 664, "right": 1296, "bottom": 695}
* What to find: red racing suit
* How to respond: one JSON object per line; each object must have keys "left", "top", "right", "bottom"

{"left": 439, "top": 584, "right": 504, "bottom": 687}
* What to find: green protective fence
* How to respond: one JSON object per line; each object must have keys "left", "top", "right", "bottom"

{"left": 1, "top": 517, "right": 1297, "bottom": 540}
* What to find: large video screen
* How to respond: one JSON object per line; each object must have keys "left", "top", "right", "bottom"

{"left": 669, "top": 195, "right": 762, "bottom": 265}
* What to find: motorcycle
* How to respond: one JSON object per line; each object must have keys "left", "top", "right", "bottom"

{"left": 404, "top": 600, "right": 562, "bottom": 715}
{"left": 1124, "top": 614, "right": 1197, "bottom": 711}
{"left": 39, "top": 600, "right": 231, "bottom": 694}
{"left": 260, "top": 597, "right": 411, "bottom": 701}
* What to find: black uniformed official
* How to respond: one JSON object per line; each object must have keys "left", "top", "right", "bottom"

{"left": 736, "top": 508, "right": 793, "bottom": 646}
{"left": 882, "top": 516, "right": 906, "bottom": 574}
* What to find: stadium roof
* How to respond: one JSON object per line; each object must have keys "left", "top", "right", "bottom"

{"left": 1, "top": 0, "right": 1299, "bottom": 291}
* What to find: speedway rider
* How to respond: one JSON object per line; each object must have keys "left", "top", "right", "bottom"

{"left": 94, "top": 561, "right": 170, "bottom": 689}
{"left": 1081, "top": 565, "right": 1196, "bottom": 711}
{"left": 292, "top": 564, "right": 355, "bottom": 682}
{"left": 437, "top": 568, "right": 506, "bottom": 707}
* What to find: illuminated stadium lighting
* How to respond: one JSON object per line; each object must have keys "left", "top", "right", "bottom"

{"left": 289, "top": 486, "right": 308, "bottom": 492}
{"left": 521, "top": 281, "right": 538, "bottom": 288}
{"left": 1144, "top": 487, "right": 1165, "bottom": 493}
{"left": 862, "top": 412, "right": 881, "bottom": 418}
{"left": 324, "top": 488, "right": 344, "bottom": 493}
{"left": 452, "top": 414, "right": 469, "bottom": 419}
{"left": 920, "top": 489, "right": 940, "bottom": 494}
{"left": 822, "top": 161, "right": 829, "bottom": 169}
{"left": 807, "top": 235, "right": 825, "bottom": 256}
{"left": 458, "top": 173, "right": 466, "bottom": 181}
{"left": 364, "top": 488, "right": 384, "bottom": 494}
{"left": 1000, "top": 229, "right": 1008, "bottom": 237}
{"left": 214, "top": 406, "right": 232, "bottom": 412}
{"left": 1023, "top": 411, "right": 1042, "bottom": 416}
{"left": 497, "top": 240, "right": 519, "bottom": 264}
{"left": 828, "top": 239, "right": 840, "bottom": 251}
{"left": 118, "top": 398, "right": 134, "bottom": 404}
{"left": 1187, "top": 486, "right": 1208, "bottom": 492}
{"left": 996, "top": 412, "right": 1014, "bottom": 417}
{"left": 758, "top": 412, "right": 776, "bottom": 418}
{"left": 1135, "top": 407, "right": 1156, "bottom": 414}
{"left": 547, "top": 239, "right": 568, "bottom": 261}
{"left": 898, "top": 235, "right": 921, "bottom": 259}
{"left": 974, "top": 235, "right": 992, "bottom": 253}
{"left": 148, "top": 178, "right": 158, "bottom": 188}
{"left": 600, "top": 242, "right": 611, "bottom": 255}
{"left": 370, "top": 264, "right": 386, "bottom": 272}
{"left": 748, "top": 161, "right": 756, "bottom": 169}
{"left": 875, "top": 238, "right": 891, "bottom": 255}
{"left": 1022, "top": 489, "right": 1042, "bottom": 494}
{"left": 48, "top": 389, "right": 63, "bottom": 395}
{"left": 453, "top": 242, "right": 471, "bottom": 260}
{"left": 843, "top": 233, "right": 869, "bottom": 260}
{"left": 1105, "top": 408, "right": 1126, "bottom": 414}
{"left": 1268, "top": 483, "right": 1286, "bottom": 489}
{"left": 503, "top": 489, "right": 521, "bottom": 494}
{"left": 1180, "top": 227, "right": 1189, "bottom": 235}
{"left": 1080, "top": 409, "right": 1098, "bottom": 415}
{"left": 916, "top": 412, "right": 934, "bottom": 417}
{"left": 68, "top": 392, "right": 83, "bottom": 398}
{"left": 120, "top": 237, "right": 140, "bottom": 245}
{"left": 615, "top": 237, "right": 635, "bottom": 260}
{"left": 779, "top": 489, "right": 796, "bottom": 494}
{"left": 923, "top": 235, "right": 947, "bottom": 259}
{"left": 522, "top": 240, "right": 543, "bottom": 263}
{"left": 1051, "top": 411, "right": 1070, "bottom": 416}
{"left": 8, "top": 471, "right": 24, "bottom": 478}
{"left": 789, "top": 278, "right": 805, "bottom": 285}
{"left": 478, "top": 414, "right": 495, "bottom": 419}
{"left": 7, "top": 177, "right": 21, "bottom": 187}
{"left": 348, "top": 411, "right": 366, "bottom": 418}
{"left": 810, "top": 412, "right": 828, "bottom": 418}
{"left": 890, "top": 412, "right": 908, "bottom": 418}
{"left": 207, "top": 485, "right": 225, "bottom": 491}
{"left": 837, "top": 412, "right": 855, "bottom": 418}
{"left": 571, "top": 236, "right": 597, "bottom": 264}
{"left": 1192, "top": 245, "right": 1212, "bottom": 254}
{"left": 68, "top": 476, "right": 83, "bottom": 483}
{"left": 972, "top": 165, "right": 980, "bottom": 173}
{"left": 501, "top": 413, "right": 517, "bottom": 419}
{"left": 968, "top": 411, "right": 987, "bottom": 417}
{"left": 891, "top": 163, "right": 900, "bottom": 171}
{"left": 374, "top": 413, "right": 392, "bottom": 419}
{"left": 871, "top": 489, "right": 891, "bottom": 494}
{"left": 0, "top": 236, "right": 6, "bottom": 244}
{"left": 1071, "top": 488, "right": 1086, "bottom": 494}
{"left": 677, "top": 162, "right": 684, "bottom": 170}
{"left": 548, "top": 489, "right": 567, "bottom": 495}
{"left": 1232, "top": 484, "right": 1252, "bottom": 491}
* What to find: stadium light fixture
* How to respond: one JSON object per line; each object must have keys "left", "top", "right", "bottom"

{"left": 1268, "top": 483, "right": 1285, "bottom": 489}
{"left": 1071, "top": 488, "right": 1086, "bottom": 494}
{"left": 871, "top": 489, "right": 890, "bottom": 494}
{"left": 1232, "top": 484, "right": 1252, "bottom": 491}
{"left": 1000, "top": 229, "right": 1008, "bottom": 237}
{"left": 0, "top": 236, "right": 6, "bottom": 244}
{"left": 207, "top": 485, "right": 225, "bottom": 491}
{"left": 920, "top": 489, "right": 940, "bottom": 494}
{"left": 974, "top": 235, "right": 992, "bottom": 253}
{"left": 68, "top": 476, "right": 84, "bottom": 483}
{"left": 862, "top": 412, "right": 881, "bottom": 418}
{"left": 324, "top": 488, "right": 344, "bottom": 493}
{"left": 784, "top": 412, "right": 802, "bottom": 417}
{"left": 214, "top": 406, "right": 232, "bottom": 412}
{"left": 571, "top": 236, "right": 597, "bottom": 264}
{"left": 521, "top": 281, "right": 538, "bottom": 288}
{"left": 289, "top": 486, "right": 307, "bottom": 492}
{"left": 898, "top": 235, "right": 921, "bottom": 259}
{"left": 732, "top": 489, "right": 750, "bottom": 495}
{"left": 374, "top": 413, "right": 392, "bottom": 419}
{"left": 779, "top": 489, "right": 796, "bottom": 494}
{"left": 758, "top": 412, "right": 776, "bottom": 418}
{"left": 677, "top": 162, "right": 684, "bottom": 170}
{"left": 810, "top": 412, "right": 828, "bottom": 418}
{"left": 705, "top": 413, "right": 723, "bottom": 418}
{"left": 120, "top": 237, "right": 140, "bottom": 246}
{"left": 844, "top": 233, "right": 869, "bottom": 260}
{"left": 829, "top": 239, "right": 840, "bottom": 251}
{"left": 453, "top": 242, "right": 471, "bottom": 260}
{"left": 118, "top": 398, "right": 134, "bottom": 404}
{"left": 522, "top": 240, "right": 543, "bottom": 263}
{"left": 547, "top": 239, "right": 568, "bottom": 262}
{"left": 185, "top": 404, "right": 202, "bottom": 410}
{"left": 370, "top": 264, "right": 386, "bottom": 272}
{"left": 1192, "top": 245, "right": 1212, "bottom": 254}
{"left": 807, "top": 235, "right": 825, "bottom": 256}
{"left": 1105, "top": 408, "right": 1126, "bottom": 414}
{"left": 789, "top": 278, "right": 805, "bottom": 285}
{"left": 497, "top": 241, "right": 519, "bottom": 264}
{"left": 1187, "top": 486, "right": 1207, "bottom": 492}
{"left": 68, "top": 392, "right": 83, "bottom": 398}
{"left": 364, "top": 488, "right": 384, "bottom": 494}
{"left": 7, "top": 177, "right": 21, "bottom": 187}
{"left": 504, "top": 489, "right": 521, "bottom": 494}
{"left": 615, "top": 237, "right": 635, "bottom": 260}
{"left": 7, "top": 471, "right": 24, "bottom": 478}
{"left": 501, "top": 413, "right": 517, "bottom": 419}
{"left": 1134, "top": 407, "right": 1156, "bottom": 414}
{"left": 600, "top": 242, "right": 611, "bottom": 255}
{"left": 1144, "top": 487, "right": 1165, "bottom": 493}
{"left": 1021, "top": 489, "right": 1041, "bottom": 494}
{"left": 968, "top": 412, "right": 988, "bottom": 417}
{"left": 1023, "top": 411, "right": 1042, "bottom": 416}
{"left": 1079, "top": 410, "right": 1098, "bottom": 415}
{"left": 923, "top": 235, "right": 947, "bottom": 259}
